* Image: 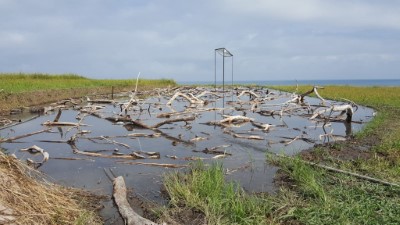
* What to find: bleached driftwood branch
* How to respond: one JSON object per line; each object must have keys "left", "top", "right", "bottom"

{"left": 300, "top": 86, "right": 326, "bottom": 105}
{"left": 20, "top": 145, "right": 50, "bottom": 164}
{"left": 0, "top": 129, "right": 50, "bottom": 143}
{"left": 113, "top": 176, "right": 160, "bottom": 225}
{"left": 167, "top": 92, "right": 204, "bottom": 105}
{"left": 310, "top": 104, "right": 353, "bottom": 122}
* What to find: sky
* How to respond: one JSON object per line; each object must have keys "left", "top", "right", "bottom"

{"left": 1, "top": 0, "right": 400, "bottom": 82}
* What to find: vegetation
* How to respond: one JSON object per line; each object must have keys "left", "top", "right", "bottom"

{"left": 0, "top": 153, "right": 102, "bottom": 224}
{"left": 0, "top": 73, "right": 176, "bottom": 112}
{"left": 163, "top": 161, "right": 272, "bottom": 225}
{"left": 158, "top": 85, "right": 400, "bottom": 225}
{"left": 0, "top": 73, "right": 176, "bottom": 93}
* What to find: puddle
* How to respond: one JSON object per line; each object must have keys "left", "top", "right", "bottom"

{"left": 0, "top": 87, "right": 374, "bottom": 222}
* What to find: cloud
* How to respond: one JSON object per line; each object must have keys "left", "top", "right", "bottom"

{"left": 0, "top": 0, "right": 400, "bottom": 81}
{"left": 223, "top": 0, "right": 400, "bottom": 29}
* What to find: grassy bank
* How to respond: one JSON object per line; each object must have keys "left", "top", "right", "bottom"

{"left": 0, "top": 73, "right": 176, "bottom": 113}
{"left": 0, "top": 73, "right": 176, "bottom": 93}
{"left": 157, "top": 85, "right": 400, "bottom": 225}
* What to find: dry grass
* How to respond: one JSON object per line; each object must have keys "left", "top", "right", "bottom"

{"left": 0, "top": 153, "right": 102, "bottom": 225}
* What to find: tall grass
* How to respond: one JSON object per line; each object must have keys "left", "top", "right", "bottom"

{"left": 0, "top": 73, "right": 176, "bottom": 93}
{"left": 164, "top": 161, "right": 272, "bottom": 224}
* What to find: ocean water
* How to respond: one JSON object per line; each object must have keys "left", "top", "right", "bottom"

{"left": 180, "top": 79, "right": 400, "bottom": 86}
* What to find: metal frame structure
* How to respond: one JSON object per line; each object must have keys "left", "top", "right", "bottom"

{"left": 214, "top": 48, "right": 233, "bottom": 105}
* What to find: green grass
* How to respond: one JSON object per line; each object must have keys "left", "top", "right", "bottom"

{"left": 163, "top": 161, "right": 273, "bottom": 224}
{"left": 0, "top": 73, "right": 176, "bottom": 93}
{"left": 270, "top": 156, "right": 400, "bottom": 225}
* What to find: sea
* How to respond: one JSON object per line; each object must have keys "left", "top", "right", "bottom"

{"left": 179, "top": 79, "right": 400, "bottom": 87}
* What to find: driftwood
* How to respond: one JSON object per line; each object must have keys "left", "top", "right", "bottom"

{"left": 310, "top": 104, "right": 353, "bottom": 122}
{"left": 86, "top": 96, "right": 114, "bottom": 104}
{"left": 237, "top": 90, "right": 260, "bottom": 100}
{"left": 167, "top": 92, "right": 204, "bottom": 105}
{"left": 300, "top": 86, "right": 326, "bottom": 104}
{"left": 250, "top": 121, "right": 275, "bottom": 131}
{"left": 151, "top": 115, "right": 195, "bottom": 128}
{"left": 0, "top": 129, "right": 50, "bottom": 143}
{"left": 73, "top": 149, "right": 142, "bottom": 159}
{"left": 113, "top": 176, "right": 160, "bottom": 225}
{"left": 193, "top": 144, "right": 232, "bottom": 155}
{"left": 223, "top": 129, "right": 264, "bottom": 140}
{"left": 52, "top": 157, "right": 95, "bottom": 161}
{"left": 42, "top": 121, "right": 88, "bottom": 126}
{"left": 20, "top": 145, "right": 50, "bottom": 164}
{"left": 206, "top": 115, "right": 254, "bottom": 127}
{"left": 117, "top": 161, "right": 187, "bottom": 168}
{"left": 127, "top": 133, "right": 161, "bottom": 138}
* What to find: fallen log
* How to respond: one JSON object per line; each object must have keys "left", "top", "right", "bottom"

{"left": 151, "top": 115, "right": 195, "bottom": 128}
{"left": 117, "top": 161, "right": 188, "bottom": 168}
{"left": 73, "top": 149, "right": 142, "bottom": 159}
{"left": 113, "top": 176, "right": 160, "bottom": 225}
{"left": 223, "top": 129, "right": 264, "bottom": 140}
{"left": 42, "top": 121, "right": 88, "bottom": 126}
{"left": 0, "top": 129, "right": 50, "bottom": 143}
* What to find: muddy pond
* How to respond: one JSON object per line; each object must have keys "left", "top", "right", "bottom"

{"left": 0, "top": 86, "right": 374, "bottom": 223}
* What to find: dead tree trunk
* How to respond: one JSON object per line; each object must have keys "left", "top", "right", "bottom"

{"left": 113, "top": 176, "right": 160, "bottom": 225}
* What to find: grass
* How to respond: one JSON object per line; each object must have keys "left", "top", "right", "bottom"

{"left": 0, "top": 73, "right": 176, "bottom": 93}
{"left": 163, "top": 161, "right": 273, "bottom": 225}
{"left": 272, "top": 156, "right": 400, "bottom": 225}
{"left": 159, "top": 85, "right": 400, "bottom": 224}
{"left": 0, "top": 73, "right": 177, "bottom": 112}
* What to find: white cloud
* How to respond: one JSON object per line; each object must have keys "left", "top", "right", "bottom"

{"left": 0, "top": 0, "right": 400, "bottom": 81}
{"left": 223, "top": 0, "right": 400, "bottom": 29}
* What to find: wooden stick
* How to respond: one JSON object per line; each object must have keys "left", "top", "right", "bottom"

{"left": 0, "top": 129, "right": 50, "bottom": 143}
{"left": 223, "top": 129, "right": 264, "bottom": 140}
{"left": 42, "top": 121, "right": 88, "bottom": 126}
{"left": 151, "top": 116, "right": 195, "bottom": 128}
{"left": 117, "top": 161, "right": 188, "bottom": 168}
{"left": 113, "top": 176, "right": 160, "bottom": 225}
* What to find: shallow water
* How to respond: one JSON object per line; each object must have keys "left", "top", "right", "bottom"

{"left": 0, "top": 88, "right": 374, "bottom": 222}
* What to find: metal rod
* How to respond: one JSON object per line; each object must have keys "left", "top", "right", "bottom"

{"left": 214, "top": 50, "right": 216, "bottom": 92}
{"left": 231, "top": 56, "right": 234, "bottom": 102}
{"left": 222, "top": 51, "right": 225, "bottom": 107}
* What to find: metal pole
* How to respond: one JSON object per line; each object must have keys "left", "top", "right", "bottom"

{"left": 231, "top": 56, "right": 234, "bottom": 102}
{"left": 214, "top": 50, "right": 217, "bottom": 92}
{"left": 222, "top": 51, "right": 225, "bottom": 107}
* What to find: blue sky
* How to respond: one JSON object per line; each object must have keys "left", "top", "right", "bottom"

{"left": 1, "top": 0, "right": 400, "bottom": 81}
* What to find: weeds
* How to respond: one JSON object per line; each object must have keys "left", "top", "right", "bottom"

{"left": 163, "top": 161, "right": 272, "bottom": 224}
